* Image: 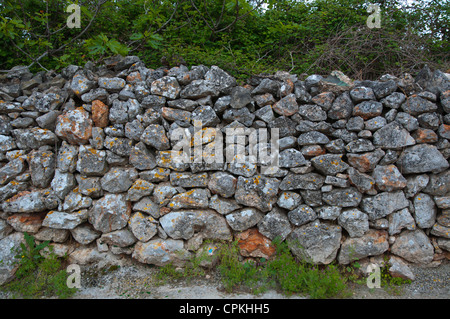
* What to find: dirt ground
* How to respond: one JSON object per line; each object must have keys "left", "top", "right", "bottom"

{"left": 72, "top": 259, "right": 450, "bottom": 300}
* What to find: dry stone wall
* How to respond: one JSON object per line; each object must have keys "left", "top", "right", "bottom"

{"left": 1, "top": 56, "right": 450, "bottom": 283}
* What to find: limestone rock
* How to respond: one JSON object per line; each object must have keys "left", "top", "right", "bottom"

{"left": 338, "top": 229, "right": 389, "bottom": 264}
{"left": 391, "top": 229, "right": 434, "bottom": 264}
{"left": 287, "top": 220, "right": 342, "bottom": 264}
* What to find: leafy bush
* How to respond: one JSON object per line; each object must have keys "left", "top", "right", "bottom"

{"left": 0, "top": 0, "right": 448, "bottom": 78}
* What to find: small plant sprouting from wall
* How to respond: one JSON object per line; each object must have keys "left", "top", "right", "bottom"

{"left": 0, "top": 233, "right": 77, "bottom": 299}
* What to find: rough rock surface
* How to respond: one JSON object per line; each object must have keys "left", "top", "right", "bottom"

{"left": 0, "top": 60, "right": 448, "bottom": 271}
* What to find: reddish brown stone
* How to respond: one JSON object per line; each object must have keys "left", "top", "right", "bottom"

{"left": 91, "top": 100, "right": 109, "bottom": 128}
{"left": 236, "top": 228, "right": 275, "bottom": 259}
{"left": 301, "top": 145, "right": 326, "bottom": 157}
{"left": 7, "top": 212, "right": 47, "bottom": 233}
{"left": 412, "top": 128, "right": 438, "bottom": 144}
{"left": 126, "top": 72, "right": 142, "bottom": 83}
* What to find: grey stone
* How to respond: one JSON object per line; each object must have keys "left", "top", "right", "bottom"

{"left": 132, "top": 238, "right": 192, "bottom": 267}
{"left": 225, "top": 207, "right": 265, "bottom": 232}
{"left": 287, "top": 220, "right": 341, "bottom": 264}
{"left": 388, "top": 208, "right": 416, "bottom": 235}
{"left": 338, "top": 208, "right": 369, "bottom": 237}
{"left": 57, "top": 141, "right": 78, "bottom": 173}
{"left": 223, "top": 107, "right": 254, "bottom": 127}
{"left": 372, "top": 164, "right": 407, "bottom": 192}
{"left": 353, "top": 100, "right": 383, "bottom": 119}
{"left": 98, "top": 77, "right": 126, "bottom": 92}
{"left": 257, "top": 207, "right": 292, "bottom": 241}
{"left": 316, "top": 206, "right": 341, "bottom": 220}
{"left": 168, "top": 188, "right": 210, "bottom": 209}
{"left": 100, "top": 229, "right": 137, "bottom": 248}
{"left": 34, "top": 227, "right": 69, "bottom": 243}
{"left": 51, "top": 169, "right": 76, "bottom": 199}
{"left": 328, "top": 92, "right": 353, "bottom": 120}
{"left": 311, "top": 154, "right": 349, "bottom": 175}
{"left": 235, "top": 175, "right": 279, "bottom": 212}
{"left": 279, "top": 148, "right": 307, "bottom": 168}
{"left": 397, "top": 144, "right": 449, "bottom": 174}
{"left": 170, "top": 172, "right": 208, "bottom": 188}
{"left": 126, "top": 179, "right": 154, "bottom": 202}
{"left": 150, "top": 76, "right": 181, "bottom": 99}
{"left": 322, "top": 187, "right": 362, "bottom": 207}
{"left": 417, "top": 112, "right": 440, "bottom": 130}
{"left": 348, "top": 166, "right": 377, "bottom": 195}
{"left": 288, "top": 204, "right": 317, "bottom": 226}
{"left": 140, "top": 167, "right": 171, "bottom": 183}
{"left": 88, "top": 194, "right": 131, "bottom": 233}
{"left": 338, "top": 229, "right": 389, "bottom": 264}
{"left": 277, "top": 191, "right": 302, "bottom": 210}
{"left": 361, "top": 191, "right": 409, "bottom": 221}
{"left": 204, "top": 65, "right": 236, "bottom": 94}
{"left": 364, "top": 116, "right": 387, "bottom": 131}
{"left": 42, "top": 210, "right": 88, "bottom": 230}
{"left": 346, "top": 116, "right": 365, "bottom": 131}
{"left": 297, "top": 131, "right": 329, "bottom": 145}
{"left": 70, "top": 224, "right": 101, "bottom": 245}
{"left": 29, "top": 149, "right": 56, "bottom": 188}
{"left": 191, "top": 105, "right": 220, "bottom": 127}
{"left": 388, "top": 256, "right": 416, "bottom": 281}
{"left": 160, "top": 209, "right": 232, "bottom": 240}
{"left": 401, "top": 95, "right": 437, "bottom": 116}
{"left": 71, "top": 73, "right": 95, "bottom": 96}
{"left": 230, "top": 86, "right": 252, "bottom": 109}
{"left": 129, "top": 141, "right": 157, "bottom": 170}
{"left": 430, "top": 223, "right": 450, "bottom": 238}
{"left": 153, "top": 182, "right": 179, "bottom": 206}
{"left": 12, "top": 128, "right": 57, "bottom": 150}
{"left": 180, "top": 79, "right": 219, "bottom": 99}
{"left": 391, "top": 229, "right": 434, "bottom": 264}
{"left": 209, "top": 194, "right": 242, "bottom": 215}
{"left": 0, "top": 157, "right": 26, "bottom": 185}
{"left": 100, "top": 167, "right": 138, "bottom": 193}
{"left": 76, "top": 145, "right": 108, "bottom": 176}
{"left": 133, "top": 197, "right": 160, "bottom": 218}
{"left": 141, "top": 124, "right": 170, "bottom": 150}
{"left": 0, "top": 135, "right": 16, "bottom": 152}
{"left": 252, "top": 78, "right": 280, "bottom": 95}
{"left": 373, "top": 121, "right": 415, "bottom": 150}
{"left": 345, "top": 139, "right": 375, "bottom": 153}
{"left": 349, "top": 87, "right": 376, "bottom": 103}
{"left": 2, "top": 190, "right": 47, "bottom": 213}
{"left": 413, "top": 193, "right": 437, "bottom": 229}
{"left": 128, "top": 212, "right": 158, "bottom": 242}
{"left": 0, "top": 232, "right": 25, "bottom": 285}
{"left": 280, "top": 172, "right": 324, "bottom": 191}
{"left": 381, "top": 92, "right": 406, "bottom": 109}
{"left": 207, "top": 172, "right": 237, "bottom": 198}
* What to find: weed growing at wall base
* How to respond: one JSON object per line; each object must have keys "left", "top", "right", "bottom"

{"left": 0, "top": 233, "right": 77, "bottom": 299}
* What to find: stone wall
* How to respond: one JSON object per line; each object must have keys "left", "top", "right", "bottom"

{"left": 1, "top": 56, "right": 450, "bottom": 284}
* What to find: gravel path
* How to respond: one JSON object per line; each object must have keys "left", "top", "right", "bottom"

{"left": 72, "top": 259, "right": 450, "bottom": 299}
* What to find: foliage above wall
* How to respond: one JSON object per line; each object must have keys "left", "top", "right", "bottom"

{"left": 1, "top": 0, "right": 449, "bottom": 80}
